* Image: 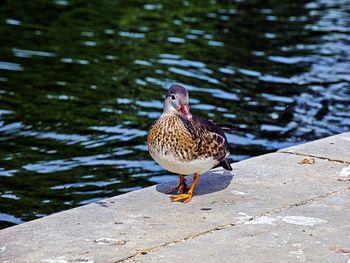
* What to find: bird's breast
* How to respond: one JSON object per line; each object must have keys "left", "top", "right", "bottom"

{"left": 147, "top": 114, "right": 195, "bottom": 162}
{"left": 147, "top": 114, "right": 228, "bottom": 174}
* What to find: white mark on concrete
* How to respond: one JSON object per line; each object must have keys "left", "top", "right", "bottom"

{"left": 298, "top": 254, "right": 306, "bottom": 262}
{"left": 289, "top": 249, "right": 303, "bottom": 255}
{"left": 282, "top": 216, "right": 328, "bottom": 226}
{"left": 231, "top": 190, "right": 248, "bottom": 195}
{"left": 247, "top": 216, "right": 327, "bottom": 227}
{"left": 271, "top": 232, "right": 279, "bottom": 237}
{"left": 94, "top": 238, "right": 126, "bottom": 245}
{"left": 339, "top": 166, "right": 350, "bottom": 177}
{"left": 0, "top": 246, "right": 5, "bottom": 253}
{"left": 129, "top": 213, "right": 144, "bottom": 218}
{"left": 244, "top": 216, "right": 277, "bottom": 225}
{"left": 290, "top": 244, "right": 305, "bottom": 261}
{"left": 289, "top": 248, "right": 306, "bottom": 262}
{"left": 45, "top": 258, "right": 69, "bottom": 263}
{"left": 282, "top": 238, "right": 289, "bottom": 244}
{"left": 234, "top": 212, "right": 253, "bottom": 223}
{"left": 342, "top": 137, "right": 350, "bottom": 142}
{"left": 46, "top": 259, "right": 94, "bottom": 263}
{"left": 238, "top": 212, "right": 248, "bottom": 216}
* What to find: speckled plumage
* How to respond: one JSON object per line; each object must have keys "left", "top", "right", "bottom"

{"left": 148, "top": 114, "right": 195, "bottom": 162}
{"left": 148, "top": 105, "right": 230, "bottom": 175}
{"left": 147, "top": 84, "right": 232, "bottom": 202}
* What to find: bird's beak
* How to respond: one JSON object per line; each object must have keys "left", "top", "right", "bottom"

{"left": 179, "top": 104, "right": 192, "bottom": 119}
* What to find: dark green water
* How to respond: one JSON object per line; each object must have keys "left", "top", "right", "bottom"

{"left": 0, "top": 0, "right": 349, "bottom": 229}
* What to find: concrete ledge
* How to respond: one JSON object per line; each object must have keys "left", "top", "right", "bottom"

{"left": 278, "top": 132, "right": 350, "bottom": 164}
{"left": 0, "top": 132, "right": 349, "bottom": 263}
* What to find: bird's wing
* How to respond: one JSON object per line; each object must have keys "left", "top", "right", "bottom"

{"left": 185, "top": 115, "right": 231, "bottom": 161}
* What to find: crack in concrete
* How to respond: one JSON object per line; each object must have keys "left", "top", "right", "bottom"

{"left": 116, "top": 186, "right": 350, "bottom": 263}
{"left": 265, "top": 187, "right": 350, "bottom": 215}
{"left": 278, "top": 150, "right": 350, "bottom": 164}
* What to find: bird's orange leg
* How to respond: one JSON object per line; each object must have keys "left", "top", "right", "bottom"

{"left": 170, "top": 173, "right": 200, "bottom": 203}
{"left": 165, "top": 175, "right": 189, "bottom": 194}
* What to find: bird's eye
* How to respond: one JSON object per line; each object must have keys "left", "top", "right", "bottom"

{"left": 171, "top": 95, "right": 176, "bottom": 100}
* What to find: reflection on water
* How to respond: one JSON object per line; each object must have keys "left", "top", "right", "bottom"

{"left": 0, "top": 0, "right": 349, "bottom": 229}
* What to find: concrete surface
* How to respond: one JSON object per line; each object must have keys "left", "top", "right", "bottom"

{"left": 0, "top": 132, "right": 349, "bottom": 263}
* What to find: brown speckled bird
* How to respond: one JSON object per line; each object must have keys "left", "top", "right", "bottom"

{"left": 147, "top": 84, "right": 232, "bottom": 203}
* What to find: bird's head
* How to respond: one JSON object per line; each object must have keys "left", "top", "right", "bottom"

{"left": 163, "top": 84, "right": 192, "bottom": 119}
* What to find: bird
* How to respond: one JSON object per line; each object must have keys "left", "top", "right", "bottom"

{"left": 147, "top": 84, "right": 232, "bottom": 203}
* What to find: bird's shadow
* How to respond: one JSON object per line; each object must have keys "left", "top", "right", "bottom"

{"left": 156, "top": 169, "right": 234, "bottom": 196}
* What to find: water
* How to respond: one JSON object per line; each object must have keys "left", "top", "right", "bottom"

{"left": 0, "top": 0, "right": 349, "bottom": 229}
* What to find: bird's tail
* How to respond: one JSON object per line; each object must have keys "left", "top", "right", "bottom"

{"left": 219, "top": 158, "right": 233, "bottom": 171}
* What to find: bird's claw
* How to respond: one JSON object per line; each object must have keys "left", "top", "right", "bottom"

{"left": 165, "top": 177, "right": 189, "bottom": 195}
{"left": 170, "top": 192, "right": 193, "bottom": 203}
